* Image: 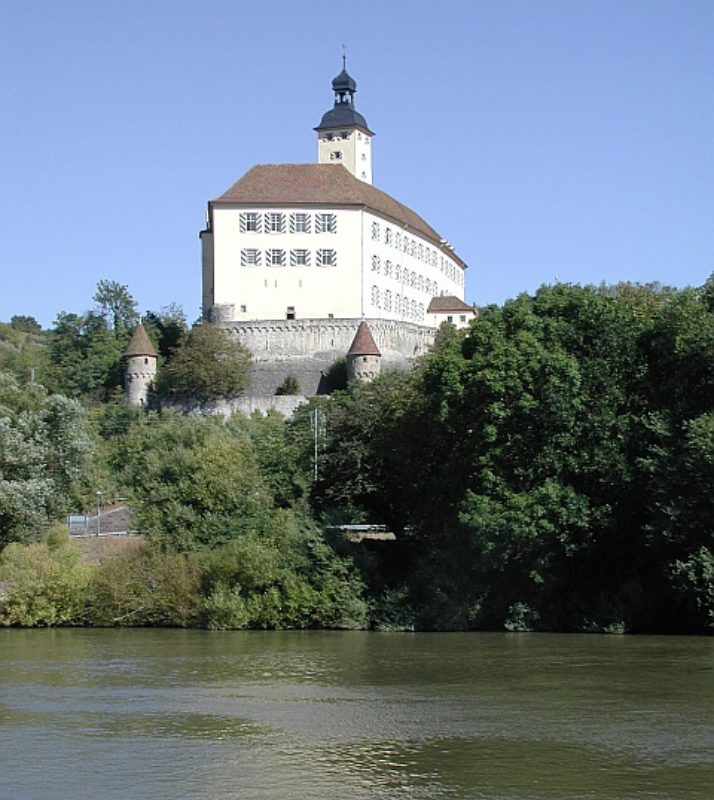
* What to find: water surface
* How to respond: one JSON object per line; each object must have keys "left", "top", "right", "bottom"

{"left": 1, "top": 630, "right": 712, "bottom": 799}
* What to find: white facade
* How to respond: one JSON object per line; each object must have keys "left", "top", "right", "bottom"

{"left": 204, "top": 204, "right": 464, "bottom": 325}
{"left": 317, "top": 128, "right": 373, "bottom": 184}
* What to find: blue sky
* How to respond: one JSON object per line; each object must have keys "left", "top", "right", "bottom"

{"left": 1, "top": 0, "right": 712, "bottom": 328}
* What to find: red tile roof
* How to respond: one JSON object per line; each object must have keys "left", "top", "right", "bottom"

{"left": 347, "top": 321, "right": 381, "bottom": 356}
{"left": 426, "top": 295, "right": 475, "bottom": 313}
{"left": 211, "top": 164, "right": 466, "bottom": 269}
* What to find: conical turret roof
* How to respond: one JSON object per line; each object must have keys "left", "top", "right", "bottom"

{"left": 347, "top": 321, "right": 381, "bottom": 357}
{"left": 124, "top": 322, "right": 157, "bottom": 358}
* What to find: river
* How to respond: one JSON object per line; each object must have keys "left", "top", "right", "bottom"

{"left": 0, "top": 630, "right": 712, "bottom": 799}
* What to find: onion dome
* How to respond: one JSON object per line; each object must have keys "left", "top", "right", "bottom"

{"left": 315, "top": 61, "right": 372, "bottom": 133}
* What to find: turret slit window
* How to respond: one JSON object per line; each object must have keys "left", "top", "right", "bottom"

{"left": 241, "top": 248, "right": 261, "bottom": 266}
{"left": 267, "top": 249, "right": 286, "bottom": 267}
{"left": 267, "top": 212, "right": 285, "bottom": 233}
{"left": 240, "top": 212, "right": 261, "bottom": 233}
{"left": 317, "top": 249, "right": 337, "bottom": 267}
{"left": 316, "top": 213, "right": 337, "bottom": 233}
{"left": 290, "top": 213, "right": 311, "bottom": 234}
{"left": 290, "top": 249, "right": 311, "bottom": 267}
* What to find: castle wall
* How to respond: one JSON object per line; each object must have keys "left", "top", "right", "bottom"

{"left": 216, "top": 317, "right": 435, "bottom": 397}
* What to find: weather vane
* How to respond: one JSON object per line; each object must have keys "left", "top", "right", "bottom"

{"left": 342, "top": 43, "right": 347, "bottom": 70}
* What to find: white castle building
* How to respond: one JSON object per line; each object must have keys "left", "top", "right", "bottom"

{"left": 199, "top": 62, "right": 474, "bottom": 398}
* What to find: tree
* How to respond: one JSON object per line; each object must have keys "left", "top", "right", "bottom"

{"left": 159, "top": 324, "right": 251, "bottom": 402}
{"left": 93, "top": 280, "right": 139, "bottom": 335}
{"left": 46, "top": 281, "right": 140, "bottom": 398}
{"left": 10, "top": 315, "right": 41, "bottom": 333}
{"left": 142, "top": 303, "right": 188, "bottom": 360}
{"left": 0, "top": 371, "right": 94, "bottom": 547}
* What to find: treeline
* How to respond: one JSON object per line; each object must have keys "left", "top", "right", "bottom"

{"left": 0, "top": 279, "right": 712, "bottom": 632}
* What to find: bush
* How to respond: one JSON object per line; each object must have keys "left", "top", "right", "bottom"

{"left": 276, "top": 374, "right": 300, "bottom": 395}
{"left": 0, "top": 540, "right": 90, "bottom": 626}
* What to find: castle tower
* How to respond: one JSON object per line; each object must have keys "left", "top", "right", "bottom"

{"left": 315, "top": 57, "right": 374, "bottom": 184}
{"left": 346, "top": 321, "right": 381, "bottom": 383}
{"left": 123, "top": 322, "right": 157, "bottom": 407}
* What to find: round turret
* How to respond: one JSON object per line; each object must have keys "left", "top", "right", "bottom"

{"left": 124, "top": 322, "right": 157, "bottom": 407}
{"left": 346, "top": 321, "right": 381, "bottom": 383}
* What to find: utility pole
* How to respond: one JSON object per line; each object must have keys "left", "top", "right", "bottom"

{"left": 310, "top": 408, "right": 325, "bottom": 482}
{"left": 96, "top": 491, "right": 102, "bottom": 536}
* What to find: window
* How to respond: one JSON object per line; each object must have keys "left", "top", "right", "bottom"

{"left": 384, "top": 260, "right": 393, "bottom": 278}
{"left": 241, "top": 248, "right": 261, "bottom": 266}
{"left": 267, "top": 249, "right": 286, "bottom": 266}
{"left": 395, "top": 232, "right": 402, "bottom": 250}
{"left": 395, "top": 264, "right": 402, "bottom": 282}
{"left": 324, "top": 133, "right": 334, "bottom": 141}
{"left": 286, "top": 306, "right": 295, "bottom": 320}
{"left": 290, "top": 249, "right": 310, "bottom": 266}
{"left": 317, "top": 248, "right": 337, "bottom": 267}
{"left": 384, "top": 227, "right": 393, "bottom": 246}
{"left": 267, "top": 212, "right": 285, "bottom": 233}
{"left": 240, "top": 212, "right": 261, "bottom": 233}
{"left": 290, "top": 213, "right": 311, "bottom": 233}
{"left": 371, "top": 285, "right": 381, "bottom": 308}
{"left": 384, "top": 289, "right": 392, "bottom": 312}
{"left": 371, "top": 255, "right": 381, "bottom": 273}
{"left": 330, "top": 151, "right": 343, "bottom": 161}
{"left": 340, "top": 131, "right": 350, "bottom": 139}
{"left": 371, "top": 221, "right": 380, "bottom": 240}
{"left": 240, "top": 304, "right": 247, "bottom": 313}
{"left": 316, "top": 213, "right": 337, "bottom": 233}
{"left": 460, "top": 315, "right": 467, "bottom": 323}
{"left": 447, "top": 315, "right": 453, "bottom": 323}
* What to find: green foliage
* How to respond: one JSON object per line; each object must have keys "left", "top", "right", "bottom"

{"left": 276, "top": 374, "right": 300, "bottom": 395}
{"left": 93, "top": 280, "right": 139, "bottom": 335}
{"left": 142, "top": 303, "right": 187, "bottom": 360}
{"left": 0, "top": 540, "right": 90, "bottom": 626}
{"left": 0, "top": 371, "right": 94, "bottom": 547}
{"left": 89, "top": 547, "right": 201, "bottom": 626}
{"left": 197, "top": 509, "right": 369, "bottom": 630}
{"left": 313, "top": 281, "right": 714, "bottom": 632}
{"left": 10, "top": 315, "right": 41, "bottom": 333}
{"left": 117, "top": 412, "right": 270, "bottom": 550}
{"left": 2, "top": 279, "right": 712, "bottom": 633}
{"left": 159, "top": 324, "right": 251, "bottom": 402}
{"left": 321, "top": 357, "right": 347, "bottom": 392}
{"left": 0, "top": 321, "right": 48, "bottom": 384}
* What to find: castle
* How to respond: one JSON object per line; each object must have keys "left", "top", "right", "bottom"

{"left": 199, "top": 62, "right": 474, "bottom": 399}
{"left": 125, "top": 63, "right": 474, "bottom": 408}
